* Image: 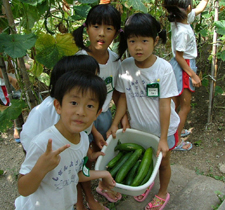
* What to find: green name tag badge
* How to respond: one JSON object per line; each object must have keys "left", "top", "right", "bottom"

{"left": 105, "top": 76, "right": 113, "bottom": 93}
{"left": 82, "top": 156, "right": 90, "bottom": 177}
{"left": 146, "top": 83, "right": 160, "bottom": 97}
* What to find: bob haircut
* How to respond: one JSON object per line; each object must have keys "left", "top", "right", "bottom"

{"left": 49, "top": 54, "right": 100, "bottom": 97}
{"left": 54, "top": 70, "right": 107, "bottom": 112}
{"left": 118, "top": 13, "right": 166, "bottom": 59}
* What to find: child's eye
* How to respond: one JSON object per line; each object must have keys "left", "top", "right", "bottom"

{"left": 87, "top": 104, "right": 94, "bottom": 109}
{"left": 71, "top": 101, "right": 78, "bottom": 105}
{"left": 143, "top": 40, "right": 148, "bottom": 43}
{"left": 107, "top": 27, "right": 113, "bottom": 31}
{"left": 93, "top": 25, "right": 99, "bottom": 28}
{"left": 129, "top": 40, "right": 135, "bottom": 43}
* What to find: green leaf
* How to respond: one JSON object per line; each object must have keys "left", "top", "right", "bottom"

{"left": 214, "top": 20, "right": 225, "bottom": 35}
{"left": 0, "top": 170, "right": 4, "bottom": 175}
{"left": 199, "top": 29, "right": 208, "bottom": 37}
{"left": 35, "top": 33, "right": 78, "bottom": 68}
{"left": 0, "top": 33, "right": 37, "bottom": 58}
{"left": 0, "top": 100, "right": 27, "bottom": 133}
{"left": 78, "top": 0, "right": 98, "bottom": 4}
{"left": 73, "top": 5, "right": 91, "bottom": 18}
{"left": 215, "top": 86, "right": 224, "bottom": 96}
{"left": 19, "top": 0, "right": 45, "bottom": 6}
{"left": 217, "top": 50, "right": 225, "bottom": 61}
{"left": 124, "top": 0, "right": 148, "bottom": 13}
{"left": 201, "top": 78, "right": 209, "bottom": 87}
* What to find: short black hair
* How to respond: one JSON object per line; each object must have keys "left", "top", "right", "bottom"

{"left": 54, "top": 70, "right": 107, "bottom": 112}
{"left": 49, "top": 55, "right": 99, "bottom": 97}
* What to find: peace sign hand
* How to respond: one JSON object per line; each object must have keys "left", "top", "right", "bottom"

{"left": 36, "top": 139, "right": 70, "bottom": 175}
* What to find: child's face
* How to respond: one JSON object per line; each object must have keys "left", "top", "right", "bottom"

{"left": 127, "top": 35, "right": 158, "bottom": 68}
{"left": 87, "top": 24, "right": 117, "bottom": 52}
{"left": 54, "top": 87, "right": 101, "bottom": 137}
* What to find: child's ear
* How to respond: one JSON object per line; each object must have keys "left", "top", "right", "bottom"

{"left": 54, "top": 99, "right": 62, "bottom": 115}
{"left": 187, "top": 5, "right": 192, "bottom": 13}
{"left": 154, "top": 36, "right": 159, "bottom": 46}
{"left": 95, "top": 108, "right": 102, "bottom": 120}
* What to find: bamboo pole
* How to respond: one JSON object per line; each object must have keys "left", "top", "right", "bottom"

{"left": 207, "top": 1, "right": 219, "bottom": 123}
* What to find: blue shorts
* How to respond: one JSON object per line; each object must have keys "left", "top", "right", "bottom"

{"left": 170, "top": 58, "right": 197, "bottom": 95}
{"left": 88, "top": 109, "right": 112, "bottom": 143}
{"left": 168, "top": 131, "right": 179, "bottom": 150}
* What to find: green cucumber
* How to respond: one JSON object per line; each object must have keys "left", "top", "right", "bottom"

{"left": 125, "top": 159, "right": 141, "bottom": 185}
{"left": 140, "top": 161, "right": 154, "bottom": 185}
{"left": 115, "top": 149, "right": 143, "bottom": 183}
{"left": 109, "top": 152, "right": 133, "bottom": 178}
{"left": 131, "top": 147, "right": 153, "bottom": 186}
{"left": 106, "top": 151, "right": 123, "bottom": 169}
{"left": 114, "top": 143, "right": 145, "bottom": 153}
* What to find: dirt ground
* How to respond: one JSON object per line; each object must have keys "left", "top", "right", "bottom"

{"left": 0, "top": 55, "right": 225, "bottom": 210}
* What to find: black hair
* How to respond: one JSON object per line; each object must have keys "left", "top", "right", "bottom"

{"left": 163, "top": 0, "right": 192, "bottom": 22}
{"left": 118, "top": 13, "right": 167, "bottom": 59}
{"left": 49, "top": 54, "right": 100, "bottom": 97}
{"left": 54, "top": 70, "right": 107, "bottom": 112}
{"left": 72, "top": 4, "right": 121, "bottom": 52}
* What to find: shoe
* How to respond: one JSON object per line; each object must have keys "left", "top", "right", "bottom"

{"left": 133, "top": 182, "right": 154, "bottom": 202}
{"left": 87, "top": 199, "right": 109, "bottom": 210}
{"left": 145, "top": 193, "right": 170, "bottom": 210}
{"left": 181, "top": 129, "right": 191, "bottom": 137}
{"left": 96, "top": 186, "right": 122, "bottom": 203}
{"left": 173, "top": 140, "right": 192, "bottom": 151}
{"left": 15, "top": 138, "right": 20, "bottom": 143}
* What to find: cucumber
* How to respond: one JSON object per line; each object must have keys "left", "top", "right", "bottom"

{"left": 109, "top": 152, "right": 133, "bottom": 178}
{"left": 131, "top": 147, "right": 153, "bottom": 186}
{"left": 114, "top": 143, "right": 145, "bottom": 153}
{"left": 125, "top": 159, "right": 141, "bottom": 185}
{"left": 140, "top": 161, "right": 154, "bottom": 185}
{"left": 115, "top": 149, "right": 143, "bottom": 183}
{"left": 106, "top": 151, "right": 123, "bottom": 169}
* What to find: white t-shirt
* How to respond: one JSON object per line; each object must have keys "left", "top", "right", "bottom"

{"left": 171, "top": 9, "right": 197, "bottom": 59}
{"left": 21, "top": 96, "right": 92, "bottom": 152}
{"left": 76, "top": 49, "right": 121, "bottom": 112}
{"left": 15, "top": 126, "right": 89, "bottom": 210}
{"left": 116, "top": 57, "right": 180, "bottom": 137}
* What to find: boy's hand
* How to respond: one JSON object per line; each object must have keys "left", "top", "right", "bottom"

{"left": 120, "top": 114, "right": 130, "bottom": 131}
{"left": 37, "top": 139, "right": 70, "bottom": 174}
{"left": 106, "top": 124, "right": 118, "bottom": 139}
{"left": 191, "top": 74, "right": 202, "bottom": 87}
{"left": 94, "top": 133, "right": 107, "bottom": 149}
{"left": 88, "top": 150, "right": 105, "bottom": 162}
{"left": 101, "top": 171, "right": 116, "bottom": 189}
{"left": 157, "top": 139, "right": 169, "bottom": 157}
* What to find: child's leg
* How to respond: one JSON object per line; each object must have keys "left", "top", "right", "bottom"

{"left": 76, "top": 183, "right": 88, "bottom": 210}
{"left": 145, "top": 151, "right": 171, "bottom": 210}
{"left": 177, "top": 89, "right": 192, "bottom": 145}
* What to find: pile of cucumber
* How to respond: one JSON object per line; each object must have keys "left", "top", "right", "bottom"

{"left": 106, "top": 142, "right": 154, "bottom": 186}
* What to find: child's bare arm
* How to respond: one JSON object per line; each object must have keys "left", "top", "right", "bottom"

{"left": 158, "top": 98, "right": 171, "bottom": 157}
{"left": 106, "top": 93, "right": 127, "bottom": 139}
{"left": 195, "top": 0, "right": 209, "bottom": 16}
{"left": 78, "top": 170, "right": 116, "bottom": 189}
{"left": 18, "top": 139, "right": 70, "bottom": 196}
{"left": 175, "top": 51, "right": 201, "bottom": 87}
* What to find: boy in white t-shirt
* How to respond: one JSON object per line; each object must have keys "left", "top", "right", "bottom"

{"left": 15, "top": 70, "right": 115, "bottom": 210}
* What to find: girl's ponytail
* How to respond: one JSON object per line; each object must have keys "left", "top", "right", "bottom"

{"left": 117, "top": 30, "right": 127, "bottom": 60}
{"left": 72, "top": 23, "right": 90, "bottom": 52}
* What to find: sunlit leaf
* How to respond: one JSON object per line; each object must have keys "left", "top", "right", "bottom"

{"left": 0, "top": 33, "right": 37, "bottom": 58}
{"left": 35, "top": 33, "right": 78, "bottom": 68}
{"left": 123, "top": 0, "right": 148, "bottom": 13}
{"left": 38, "top": 73, "right": 50, "bottom": 87}
{"left": 30, "top": 62, "right": 44, "bottom": 78}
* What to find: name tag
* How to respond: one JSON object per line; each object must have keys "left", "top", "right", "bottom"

{"left": 105, "top": 76, "right": 113, "bottom": 93}
{"left": 82, "top": 156, "right": 90, "bottom": 177}
{"left": 146, "top": 83, "right": 160, "bottom": 97}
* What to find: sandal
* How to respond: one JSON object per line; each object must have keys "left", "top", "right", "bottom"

{"left": 96, "top": 186, "right": 122, "bottom": 203}
{"left": 181, "top": 129, "right": 191, "bottom": 137}
{"left": 173, "top": 140, "right": 192, "bottom": 151}
{"left": 145, "top": 193, "right": 170, "bottom": 210}
{"left": 133, "top": 182, "right": 154, "bottom": 202}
